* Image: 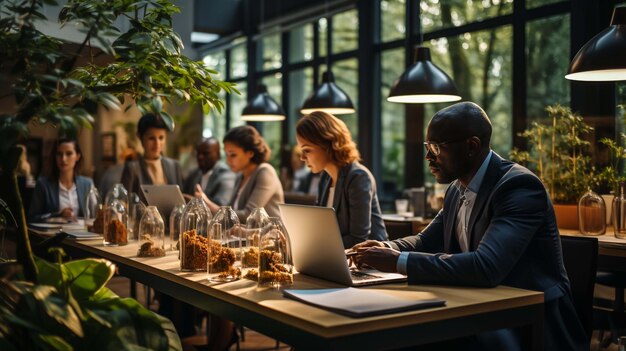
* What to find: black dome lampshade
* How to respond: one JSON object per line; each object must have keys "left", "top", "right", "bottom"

{"left": 300, "top": 71, "right": 356, "bottom": 115}
{"left": 387, "top": 46, "right": 462, "bottom": 103}
{"left": 241, "top": 84, "right": 286, "bottom": 122}
{"left": 566, "top": 6, "right": 626, "bottom": 81}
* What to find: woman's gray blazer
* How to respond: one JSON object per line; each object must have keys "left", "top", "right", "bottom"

{"left": 28, "top": 175, "right": 94, "bottom": 222}
{"left": 231, "top": 162, "right": 284, "bottom": 221}
{"left": 315, "top": 162, "right": 388, "bottom": 248}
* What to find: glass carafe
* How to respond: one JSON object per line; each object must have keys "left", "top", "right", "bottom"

{"left": 258, "top": 217, "right": 293, "bottom": 288}
{"left": 169, "top": 204, "right": 185, "bottom": 251}
{"left": 84, "top": 186, "right": 101, "bottom": 228}
{"left": 103, "top": 199, "right": 128, "bottom": 246}
{"left": 179, "top": 198, "right": 211, "bottom": 271}
{"left": 614, "top": 182, "right": 626, "bottom": 239}
{"left": 207, "top": 206, "right": 241, "bottom": 283}
{"left": 137, "top": 206, "right": 165, "bottom": 257}
{"left": 578, "top": 189, "right": 606, "bottom": 235}
{"left": 242, "top": 207, "right": 269, "bottom": 280}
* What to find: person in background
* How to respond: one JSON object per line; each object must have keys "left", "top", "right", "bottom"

{"left": 197, "top": 125, "right": 284, "bottom": 221}
{"left": 351, "top": 102, "right": 587, "bottom": 351}
{"left": 121, "top": 113, "right": 183, "bottom": 199}
{"left": 183, "top": 137, "right": 235, "bottom": 205}
{"left": 296, "top": 111, "right": 387, "bottom": 248}
{"left": 280, "top": 145, "right": 310, "bottom": 193}
{"left": 28, "top": 138, "right": 94, "bottom": 222}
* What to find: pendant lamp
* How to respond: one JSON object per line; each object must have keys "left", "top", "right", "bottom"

{"left": 300, "top": 71, "right": 356, "bottom": 115}
{"left": 565, "top": 6, "right": 626, "bottom": 81}
{"left": 387, "top": 46, "right": 461, "bottom": 103}
{"left": 241, "top": 84, "right": 286, "bottom": 122}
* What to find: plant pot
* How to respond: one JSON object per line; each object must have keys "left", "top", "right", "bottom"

{"left": 554, "top": 204, "right": 579, "bottom": 230}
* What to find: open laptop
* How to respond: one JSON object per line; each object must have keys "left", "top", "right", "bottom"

{"left": 279, "top": 203, "right": 407, "bottom": 286}
{"left": 140, "top": 184, "right": 186, "bottom": 219}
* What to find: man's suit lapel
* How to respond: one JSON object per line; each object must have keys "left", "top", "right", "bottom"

{"left": 466, "top": 153, "right": 502, "bottom": 249}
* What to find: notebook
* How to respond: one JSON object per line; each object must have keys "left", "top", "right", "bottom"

{"left": 140, "top": 184, "right": 186, "bottom": 219}
{"left": 279, "top": 203, "right": 407, "bottom": 286}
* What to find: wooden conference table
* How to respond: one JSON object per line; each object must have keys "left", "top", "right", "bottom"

{"left": 50, "top": 237, "right": 544, "bottom": 350}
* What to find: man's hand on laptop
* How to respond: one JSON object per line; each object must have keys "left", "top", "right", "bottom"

{"left": 353, "top": 246, "right": 400, "bottom": 273}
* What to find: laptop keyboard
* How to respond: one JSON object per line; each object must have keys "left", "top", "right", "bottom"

{"left": 350, "top": 269, "right": 382, "bottom": 281}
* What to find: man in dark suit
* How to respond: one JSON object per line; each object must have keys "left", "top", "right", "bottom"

{"left": 183, "top": 137, "right": 235, "bottom": 205}
{"left": 353, "top": 102, "right": 587, "bottom": 351}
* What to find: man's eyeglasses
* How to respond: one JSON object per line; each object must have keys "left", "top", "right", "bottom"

{"left": 423, "top": 138, "right": 469, "bottom": 156}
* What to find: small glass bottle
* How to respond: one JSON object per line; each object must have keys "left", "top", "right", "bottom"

{"left": 258, "top": 217, "right": 293, "bottom": 288}
{"left": 137, "top": 206, "right": 165, "bottom": 257}
{"left": 207, "top": 206, "right": 241, "bottom": 283}
{"left": 128, "top": 192, "right": 145, "bottom": 241}
{"left": 169, "top": 203, "right": 185, "bottom": 251}
{"left": 84, "top": 186, "right": 101, "bottom": 228}
{"left": 103, "top": 199, "right": 128, "bottom": 246}
{"left": 105, "top": 183, "right": 128, "bottom": 208}
{"left": 614, "top": 182, "right": 626, "bottom": 239}
{"left": 179, "top": 198, "right": 211, "bottom": 271}
{"left": 578, "top": 188, "right": 606, "bottom": 235}
{"left": 242, "top": 208, "right": 269, "bottom": 280}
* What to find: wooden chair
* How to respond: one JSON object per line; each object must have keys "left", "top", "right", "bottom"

{"left": 560, "top": 235, "right": 598, "bottom": 341}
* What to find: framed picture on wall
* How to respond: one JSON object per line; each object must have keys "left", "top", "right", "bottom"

{"left": 101, "top": 132, "right": 116, "bottom": 162}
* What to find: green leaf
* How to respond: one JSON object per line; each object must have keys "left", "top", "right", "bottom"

{"left": 36, "top": 334, "right": 73, "bottom": 351}
{"left": 64, "top": 259, "right": 116, "bottom": 301}
{"left": 30, "top": 285, "right": 84, "bottom": 337}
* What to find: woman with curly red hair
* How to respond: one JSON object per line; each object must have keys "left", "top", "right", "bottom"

{"left": 296, "top": 111, "right": 387, "bottom": 248}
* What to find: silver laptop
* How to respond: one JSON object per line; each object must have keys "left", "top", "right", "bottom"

{"left": 140, "top": 184, "right": 186, "bottom": 218}
{"left": 279, "top": 203, "right": 407, "bottom": 286}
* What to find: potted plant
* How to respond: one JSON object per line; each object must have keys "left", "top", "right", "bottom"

{"left": 0, "top": 0, "right": 235, "bottom": 347}
{"left": 510, "top": 104, "right": 595, "bottom": 229}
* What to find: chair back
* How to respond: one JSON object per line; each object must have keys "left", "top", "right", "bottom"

{"left": 560, "top": 235, "right": 598, "bottom": 341}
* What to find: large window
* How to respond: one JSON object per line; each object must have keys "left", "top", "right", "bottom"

{"left": 381, "top": 0, "right": 406, "bottom": 43}
{"left": 526, "top": 15, "right": 571, "bottom": 123}
{"left": 261, "top": 74, "right": 283, "bottom": 169}
{"left": 332, "top": 9, "right": 359, "bottom": 54}
{"left": 202, "top": 52, "right": 227, "bottom": 139}
{"left": 420, "top": 0, "right": 513, "bottom": 33}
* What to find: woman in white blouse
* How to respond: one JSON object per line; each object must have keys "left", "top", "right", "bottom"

{"left": 28, "top": 138, "right": 94, "bottom": 222}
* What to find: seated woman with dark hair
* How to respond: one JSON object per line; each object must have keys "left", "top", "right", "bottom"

{"left": 29, "top": 138, "right": 94, "bottom": 222}
{"left": 198, "top": 125, "right": 284, "bottom": 220}
{"left": 121, "top": 113, "right": 183, "bottom": 199}
{"left": 296, "top": 111, "right": 388, "bottom": 248}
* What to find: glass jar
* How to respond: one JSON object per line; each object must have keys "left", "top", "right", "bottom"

{"left": 169, "top": 203, "right": 185, "bottom": 251}
{"left": 207, "top": 206, "right": 241, "bottom": 283}
{"left": 614, "top": 182, "right": 626, "bottom": 239}
{"left": 137, "top": 206, "right": 165, "bottom": 257}
{"left": 179, "top": 198, "right": 211, "bottom": 271}
{"left": 242, "top": 208, "right": 269, "bottom": 280}
{"left": 258, "top": 217, "right": 293, "bottom": 288}
{"left": 578, "top": 189, "right": 606, "bottom": 235}
{"left": 103, "top": 199, "right": 128, "bottom": 246}
{"left": 129, "top": 192, "right": 145, "bottom": 241}
{"left": 84, "top": 186, "right": 101, "bottom": 228}
{"left": 105, "top": 183, "right": 128, "bottom": 208}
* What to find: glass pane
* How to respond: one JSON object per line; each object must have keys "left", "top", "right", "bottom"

{"left": 527, "top": 0, "right": 561, "bottom": 10}
{"left": 260, "top": 74, "right": 283, "bottom": 169}
{"left": 289, "top": 67, "right": 313, "bottom": 145}
{"left": 421, "top": 0, "right": 513, "bottom": 33}
{"left": 381, "top": 0, "right": 406, "bottom": 43}
{"left": 425, "top": 26, "right": 513, "bottom": 181}
{"left": 229, "top": 81, "right": 247, "bottom": 128}
{"left": 381, "top": 48, "right": 406, "bottom": 201}
{"left": 332, "top": 58, "right": 359, "bottom": 141}
{"left": 332, "top": 9, "right": 358, "bottom": 54}
{"left": 526, "top": 15, "right": 570, "bottom": 123}
{"left": 230, "top": 44, "right": 247, "bottom": 79}
{"left": 319, "top": 18, "right": 328, "bottom": 58}
{"left": 261, "top": 33, "right": 282, "bottom": 71}
{"left": 203, "top": 51, "right": 228, "bottom": 139}
{"left": 289, "top": 24, "right": 313, "bottom": 63}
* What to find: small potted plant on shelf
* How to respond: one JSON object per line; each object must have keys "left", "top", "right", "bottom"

{"left": 510, "top": 104, "right": 595, "bottom": 229}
